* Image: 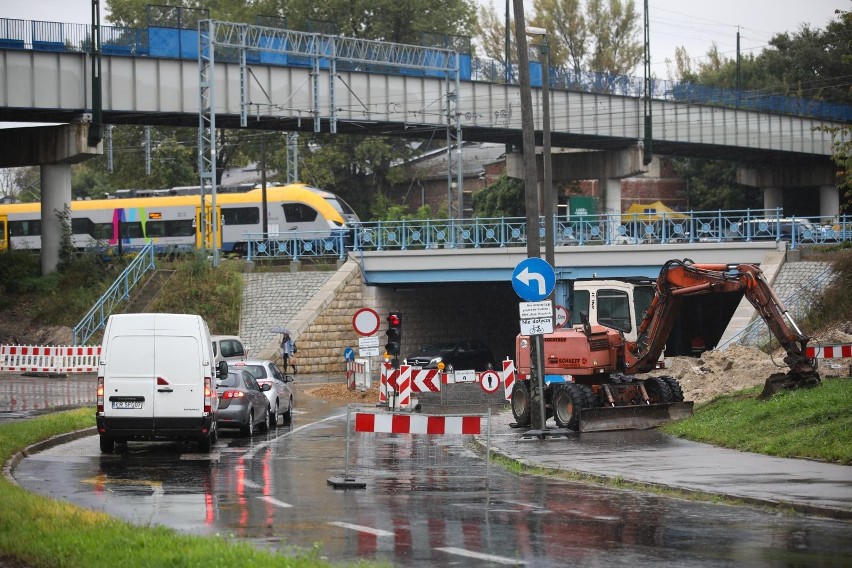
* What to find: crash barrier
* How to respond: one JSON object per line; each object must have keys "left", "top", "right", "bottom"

{"left": 328, "top": 405, "right": 491, "bottom": 490}
{"left": 0, "top": 345, "right": 102, "bottom": 374}
{"left": 0, "top": 375, "right": 96, "bottom": 411}
{"left": 378, "top": 359, "right": 517, "bottom": 410}
{"left": 806, "top": 344, "right": 852, "bottom": 359}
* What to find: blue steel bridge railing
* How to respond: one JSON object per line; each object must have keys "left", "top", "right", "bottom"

{"left": 1, "top": 16, "right": 851, "bottom": 123}
{"left": 72, "top": 242, "right": 156, "bottom": 346}
{"left": 245, "top": 209, "right": 851, "bottom": 259}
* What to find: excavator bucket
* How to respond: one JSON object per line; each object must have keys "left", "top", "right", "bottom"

{"left": 758, "top": 371, "right": 822, "bottom": 400}
{"left": 579, "top": 402, "right": 694, "bottom": 433}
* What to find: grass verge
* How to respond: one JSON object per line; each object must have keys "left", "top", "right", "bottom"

{"left": 661, "top": 378, "right": 852, "bottom": 464}
{"left": 0, "top": 409, "right": 363, "bottom": 568}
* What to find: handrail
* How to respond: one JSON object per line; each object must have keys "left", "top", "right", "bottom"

{"left": 72, "top": 243, "right": 156, "bottom": 346}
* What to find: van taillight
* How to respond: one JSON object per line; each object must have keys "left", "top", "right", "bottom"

{"left": 204, "top": 377, "right": 212, "bottom": 414}
{"left": 97, "top": 377, "right": 104, "bottom": 413}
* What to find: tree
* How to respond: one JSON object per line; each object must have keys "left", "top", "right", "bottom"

{"left": 472, "top": 175, "right": 525, "bottom": 217}
{"left": 670, "top": 158, "right": 760, "bottom": 212}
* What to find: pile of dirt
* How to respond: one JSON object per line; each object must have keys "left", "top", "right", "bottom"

{"left": 649, "top": 322, "right": 852, "bottom": 405}
{"left": 305, "top": 383, "right": 380, "bottom": 402}
{"left": 0, "top": 304, "right": 73, "bottom": 346}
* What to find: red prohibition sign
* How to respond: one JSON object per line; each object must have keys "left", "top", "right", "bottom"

{"left": 352, "top": 307, "right": 381, "bottom": 336}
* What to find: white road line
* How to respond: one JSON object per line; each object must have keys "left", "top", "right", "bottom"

{"left": 257, "top": 495, "right": 293, "bottom": 508}
{"left": 242, "top": 479, "right": 262, "bottom": 489}
{"left": 436, "top": 547, "right": 526, "bottom": 565}
{"left": 328, "top": 521, "right": 394, "bottom": 538}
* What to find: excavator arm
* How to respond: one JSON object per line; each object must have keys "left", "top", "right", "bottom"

{"left": 624, "top": 259, "right": 819, "bottom": 395}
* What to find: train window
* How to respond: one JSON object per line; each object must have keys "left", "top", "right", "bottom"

{"left": 71, "top": 218, "right": 94, "bottom": 235}
{"left": 282, "top": 203, "right": 318, "bottom": 223}
{"left": 119, "top": 223, "right": 144, "bottom": 239}
{"left": 93, "top": 223, "right": 113, "bottom": 240}
{"left": 0, "top": 220, "right": 5, "bottom": 243}
{"left": 9, "top": 220, "right": 40, "bottom": 237}
{"left": 146, "top": 221, "right": 166, "bottom": 237}
{"left": 222, "top": 207, "right": 260, "bottom": 226}
{"left": 168, "top": 220, "right": 195, "bottom": 237}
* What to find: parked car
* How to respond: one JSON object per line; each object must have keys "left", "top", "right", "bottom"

{"left": 406, "top": 339, "right": 494, "bottom": 372}
{"left": 211, "top": 335, "right": 248, "bottom": 366}
{"left": 230, "top": 359, "right": 294, "bottom": 427}
{"left": 215, "top": 367, "right": 271, "bottom": 436}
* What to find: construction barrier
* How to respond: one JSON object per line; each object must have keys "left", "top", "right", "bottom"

{"left": 328, "top": 405, "right": 491, "bottom": 490}
{"left": 345, "top": 358, "right": 370, "bottom": 390}
{"left": 0, "top": 345, "right": 101, "bottom": 374}
{"left": 806, "top": 344, "right": 852, "bottom": 359}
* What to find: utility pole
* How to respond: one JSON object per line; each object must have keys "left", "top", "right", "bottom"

{"left": 260, "top": 132, "right": 268, "bottom": 235}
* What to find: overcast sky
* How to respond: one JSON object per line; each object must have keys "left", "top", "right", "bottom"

{"left": 2, "top": 0, "right": 845, "bottom": 74}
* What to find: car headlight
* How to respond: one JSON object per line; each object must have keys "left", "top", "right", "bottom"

{"left": 430, "top": 357, "right": 443, "bottom": 366}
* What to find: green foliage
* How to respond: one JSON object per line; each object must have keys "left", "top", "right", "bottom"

{"left": 148, "top": 254, "right": 243, "bottom": 335}
{"left": 801, "top": 250, "right": 852, "bottom": 332}
{"left": 368, "top": 193, "right": 433, "bottom": 221}
{"left": 472, "top": 175, "right": 525, "bottom": 217}
{"left": 662, "top": 379, "right": 852, "bottom": 464}
{"left": 670, "top": 158, "right": 761, "bottom": 211}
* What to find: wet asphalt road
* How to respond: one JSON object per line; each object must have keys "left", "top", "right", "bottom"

{"left": 6, "top": 376, "right": 852, "bottom": 567}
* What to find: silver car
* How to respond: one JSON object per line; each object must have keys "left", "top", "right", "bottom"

{"left": 230, "top": 359, "right": 294, "bottom": 428}
{"left": 215, "top": 368, "right": 271, "bottom": 436}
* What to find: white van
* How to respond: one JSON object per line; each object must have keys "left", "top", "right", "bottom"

{"left": 96, "top": 313, "right": 225, "bottom": 453}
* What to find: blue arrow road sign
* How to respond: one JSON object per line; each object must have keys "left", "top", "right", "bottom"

{"left": 512, "top": 258, "right": 556, "bottom": 302}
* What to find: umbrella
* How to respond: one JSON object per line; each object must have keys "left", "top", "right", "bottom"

{"left": 270, "top": 326, "right": 290, "bottom": 334}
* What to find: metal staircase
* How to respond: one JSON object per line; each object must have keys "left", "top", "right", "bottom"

{"left": 72, "top": 243, "right": 156, "bottom": 345}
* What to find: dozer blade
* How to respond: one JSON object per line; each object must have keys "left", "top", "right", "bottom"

{"left": 579, "top": 402, "right": 694, "bottom": 433}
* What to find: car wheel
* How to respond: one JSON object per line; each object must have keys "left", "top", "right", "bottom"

{"left": 241, "top": 410, "right": 254, "bottom": 436}
{"left": 282, "top": 397, "right": 293, "bottom": 424}
{"left": 269, "top": 402, "right": 279, "bottom": 429}
{"left": 198, "top": 431, "right": 214, "bottom": 452}
{"left": 259, "top": 405, "right": 270, "bottom": 433}
{"left": 99, "top": 435, "right": 115, "bottom": 454}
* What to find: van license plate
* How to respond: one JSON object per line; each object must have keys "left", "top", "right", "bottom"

{"left": 112, "top": 401, "right": 142, "bottom": 409}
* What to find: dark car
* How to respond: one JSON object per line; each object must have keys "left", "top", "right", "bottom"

{"left": 216, "top": 368, "right": 271, "bottom": 436}
{"left": 406, "top": 339, "right": 494, "bottom": 372}
{"left": 231, "top": 359, "right": 294, "bottom": 427}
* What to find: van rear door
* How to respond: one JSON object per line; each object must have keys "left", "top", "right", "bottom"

{"left": 103, "top": 333, "right": 156, "bottom": 427}
{"left": 152, "top": 334, "right": 205, "bottom": 429}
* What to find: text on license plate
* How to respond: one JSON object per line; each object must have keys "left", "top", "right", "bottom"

{"left": 112, "top": 401, "right": 142, "bottom": 409}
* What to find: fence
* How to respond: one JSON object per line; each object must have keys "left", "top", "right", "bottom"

{"left": 0, "top": 344, "right": 101, "bottom": 374}
{"left": 328, "top": 405, "right": 491, "bottom": 491}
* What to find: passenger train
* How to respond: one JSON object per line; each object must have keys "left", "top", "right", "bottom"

{"left": 0, "top": 183, "right": 359, "bottom": 255}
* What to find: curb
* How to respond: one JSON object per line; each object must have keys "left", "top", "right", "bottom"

{"left": 3, "top": 427, "right": 97, "bottom": 484}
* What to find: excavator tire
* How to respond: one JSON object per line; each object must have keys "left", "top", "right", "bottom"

{"left": 511, "top": 380, "right": 531, "bottom": 426}
{"left": 660, "top": 376, "right": 685, "bottom": 402}
{"left": 552, "top": 383, "right": 596, "bottom": 431}
{"left": 644, "top": 377, "right": 673, "bottom": 403}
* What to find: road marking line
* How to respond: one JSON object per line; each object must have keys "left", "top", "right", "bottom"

{"left": 258, "top": 495, "right": 293, "bottom": 508}
{"left": 242, "top": 479, "right": 262, "bottom": 489}
{"left": 328, "top": 521, "right": 394, "bottom": 537}
{"left": 436, "top": 547, "right": 526, "bottom": 565}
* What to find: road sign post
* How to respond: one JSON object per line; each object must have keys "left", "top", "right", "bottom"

{"left": 511, "top": 258, "right": 556, "bottom": 436}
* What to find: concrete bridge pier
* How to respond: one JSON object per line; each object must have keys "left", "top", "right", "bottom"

{"left": 0, "top": 123, "right": 101, "bottom": 274}
{"left": 737, "top": 162, "right": 838, "bottom": 218}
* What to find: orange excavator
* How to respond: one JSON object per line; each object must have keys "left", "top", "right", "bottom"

{"left": 511, "top": 259, "right": 821, "bottom": 432}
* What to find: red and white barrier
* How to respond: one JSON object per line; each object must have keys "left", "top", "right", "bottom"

{"left": 501, "top": 359, "right": 516, "bottom": 400}
{"left": 355, "top": 412, "right": 481, "bottom": 435}
{"left": 806, "top": 344, "right": 852, "bottom": 359}
{"left": 346, "top": 359, "right": 369, "bottom": 390}
{"left": 1, "top": 345, "right": 101, "bottom": 374}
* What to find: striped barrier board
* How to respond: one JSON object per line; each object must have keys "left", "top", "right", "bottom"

{"left": 355, "top": 412, "right": 481, "bottom": 435}
{"left": 806, "top": 344, "right": 852, "bottom": 359}
{"left": 0, "top": 345, "right": 101, "bottom": 373}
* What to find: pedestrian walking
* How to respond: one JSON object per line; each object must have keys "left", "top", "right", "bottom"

{"left": 280, "top": 331, "right": 297, "bottom": 375}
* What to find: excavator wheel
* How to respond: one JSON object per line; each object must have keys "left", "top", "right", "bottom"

{"left": 644, "top": 377, "right": 674, "bottom": 404}
{"left": 660, "top": 376, "right": 685, "bottom": 402}
{"left": 552, "top": 383, "right": 596, "bottom": 431}
{"left": 511, "top": 380, "right": 531, "bottom": 426}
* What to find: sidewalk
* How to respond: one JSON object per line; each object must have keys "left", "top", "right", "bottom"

{"left": 483, "top": 409, "right": 852, "bottom": 519}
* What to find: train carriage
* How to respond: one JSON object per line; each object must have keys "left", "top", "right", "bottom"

{"left": 0, "top": 183, "right": 359, "bottom": 255}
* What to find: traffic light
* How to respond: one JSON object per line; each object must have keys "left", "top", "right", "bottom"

{"left": 385, "top": 311, "right": 402, "bottom": 356}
